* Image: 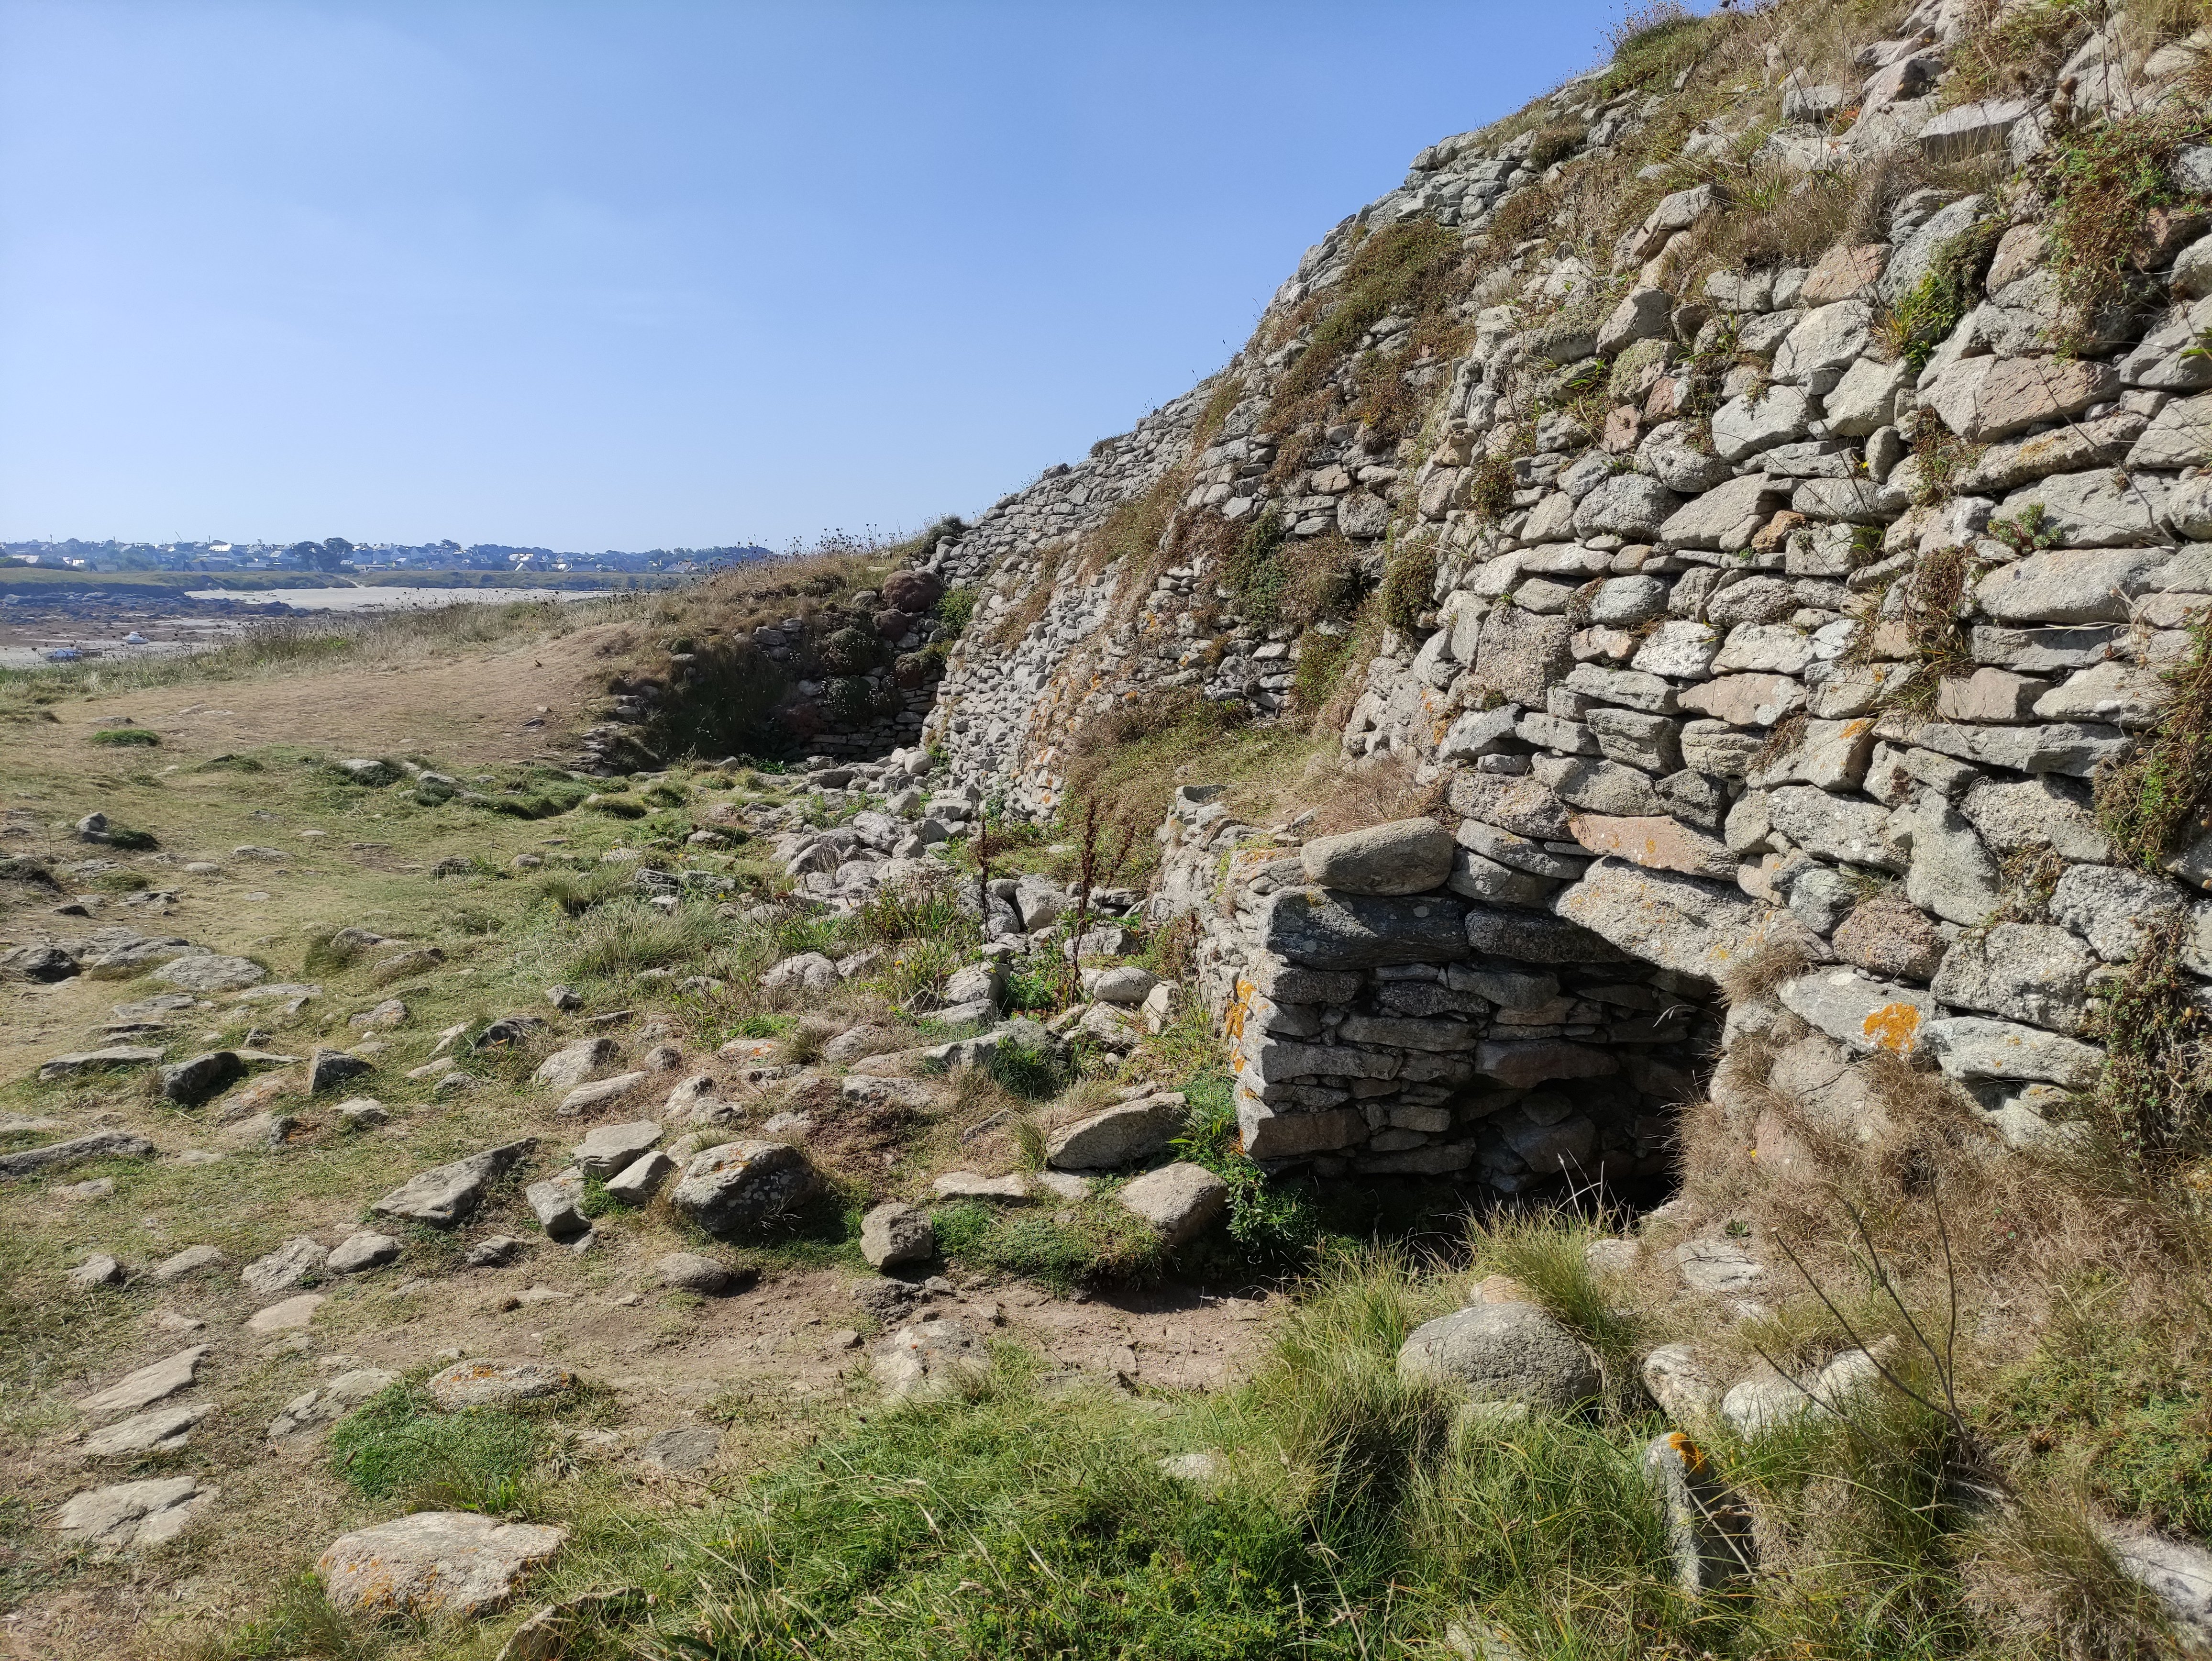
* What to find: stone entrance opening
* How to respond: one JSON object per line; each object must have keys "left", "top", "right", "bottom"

{"left": 1161, "top": 801, "right": 1737, "bottom": 1206}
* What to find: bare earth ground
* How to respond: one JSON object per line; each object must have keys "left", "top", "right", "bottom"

{"left": 11, "top": 621, "right": 633, "bottom": 769}
{"left": 0, "top": 640, "right": 1273, "bottom": 1660}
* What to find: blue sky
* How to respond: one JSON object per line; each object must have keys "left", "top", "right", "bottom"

{"left": 0, "top": 2, "right": 1629, "bottom": 550}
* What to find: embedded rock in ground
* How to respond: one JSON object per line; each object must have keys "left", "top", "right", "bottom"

{"left": 604, "top": 1150, "right": 674, "bottom": 1202}
{"left": 822, "top": 1024, "right": 899, "bottom": 1064}
{"left": 1551, "top": 857, "right": 1817, "bottom": 985}
{"left": 669, "top": 1141, "right": 822, "bottom": 1235}
{"left": 67, "top": 1254, "right": 123, "bottom": 1288}
{"left": 1396, "top": 1302, "right": 1601, "bottom": 1410}
{"left": 151, "top": 1244, "right": 224, "bottom": 1282}
{"left": 1300, "top": 817, "right": 1455, "bottom": 895}
{"left": 153, "top": 954, "right": 267, "bottom": 993}
{"left": 327, "top": 1231, "right": 400, "bottom": 1274}
{"left": 1675, "top": 1239, "right": 1764, "bottom": 1294}
{"left": 643, "top": 1425, "right": 723, "bottom": 1473}
{"left": 81, "top": 1345, "right": 209, "bottom": 1416}
{"left": 860, "top": 1201, "right": 935, "bottom": 1269}
{"left": 37, "top": 1046, "right": 164, "bottom": 1082}
{"left": 372, "top": 1139, "right": 535, "bottom": 1228}
{"left": 53, "top": 1476, "right": 210, "bottom": 1551}
{"left": 1643, "top": 1431, "right": 1756, "bottom": 1596}
{"left": 1778, "top": 968, "right": 1936, "bottom": 1057}
{"left": 81, "top": 1401, "right": 212, "bottom": 1456}
{"left": 425, "top": 1359, "right": 577, "bottom": 1411}
{"left": 573, "top": 1119, "right": 662, "bottom": 1176}
{"left": 655, "top": 1251, "right": 737, "bottom": 1294}
{"left": 1116, "top": 1161, "right": 1229, "bottom": 1248}
{"left": 763, "top": 952, "right": 838, "bottom": 992}
{"left": 307, "top": 1047, "right": 372, "bottom": 1093}
{"left": 558, "top": 1071, "right": 647, "bottom": 1116}
{"left": 526, "top": 1171, "right": 588, "bottom": 1240}
{"left": 1046, "top": 1093, "right": 1186, "bottom": 1170}
{"left": 2098, "top": 1527, "right": 2212, "bottom": 1650}
{"left": 160, "top": 1050, "right": 243, "bottom": 1105}
{"left": 932, "top": 1171, "right": 1033, "bottom": 1202}
{"left": 241, "top": 1236, "right": 327, "bottom": 1295}
{"left": 871, "top": 1318, "right": 987, "bottom": 1400}
{"left": 247, "top": 1294, "right": 325, "bottom": 1334}
{"left": 1721, "top": 1346, "right": 1888, "bottom": 1436}
{"left": 268, "top": 1367, "right": 397, "bottom": 1440}
{"left": 318, "top": 1512, "right": 569, "bottom": 1617}
{"left": 532, "top": 1038, "right": 619, "bottom": 1091}
{"left": 0, "top": 1130, "right": 157, "bottom": 1179}
{"left": 1083, "top": 965, "right": 1159, "bottom": 1005}
{"left": 1642, "top": 1344, "right": 1722, "bottom": 1422}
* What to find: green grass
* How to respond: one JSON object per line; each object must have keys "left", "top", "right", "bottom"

{"left": 325, "top": 1379, "right": 548, "bottom": 1514}
{"left": 931, "top": 1196, "right": 1164, "bottom": 1292}
{"left": 1983, "top": 1283, "right": 2212, "bottom": 1539}
{"left": 89, "top": 727, "right": 160, "bottom": 746}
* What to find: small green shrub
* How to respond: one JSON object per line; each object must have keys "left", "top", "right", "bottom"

{"left": 2095, "top": 613, "right": 2208, "bottom": 871}
{"left": 2041, "top": 111, "right": 2212, "bottom": 337}
{"left": 1377, "top": 537, "right": 1438, "bottom": 634}
{"left": 2081, "top": 912, "right": 2212, "bottom": 1168}
{"left": 1275, "top": 217, "right": 1463, "bottom": 407}
{"left": 89, "top": 727, "right": 159, "bottom": 746}
{"left": 933, "top": 586, "right": 978, "bottom": 635}
{"left": 1462, "top": 452, "right": 1516, "bottom": 523}
{"left": 1887, "top": 217, "right": 2004, "bottom": 370}
{"left": 536, "top": 864, "right": 634, "bottom": 916}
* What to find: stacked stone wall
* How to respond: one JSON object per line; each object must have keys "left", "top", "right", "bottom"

{"left": 917, "top": 0, "right": 2212, "bottom": 1187}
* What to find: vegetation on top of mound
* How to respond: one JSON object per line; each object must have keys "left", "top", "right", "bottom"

{"left": 1598, "top": 0, "right": 1708, "bottom": 95}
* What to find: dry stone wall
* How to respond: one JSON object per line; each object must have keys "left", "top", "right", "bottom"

{"left": 918, "top": 0, "right": 2212, "bottom": 1195}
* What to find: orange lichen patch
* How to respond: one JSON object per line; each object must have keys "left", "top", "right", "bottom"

{"left": 1861, "top": 1001, "right": 1923, "bottom": 1053}
{"left": 1664, "top": 1428, "right": 1710, "bottom": 1476}
{"left": 1223, "top": 976, "right": 1255, "bottom": 1042}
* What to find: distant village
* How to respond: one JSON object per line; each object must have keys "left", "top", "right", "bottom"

{"left": 0, "top": 536, "right": 774, "bottom": 576}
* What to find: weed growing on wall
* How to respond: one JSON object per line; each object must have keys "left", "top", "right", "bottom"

{"left": 2095, "top": 613, "right": 2212, "bottom": 869}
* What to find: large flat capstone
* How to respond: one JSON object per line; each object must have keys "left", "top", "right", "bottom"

{"left": 1260, "top": 888, "right": 1470, "bottom": 970}
{"left": 1551, "top": 857, "right": 1819, "bottom": 984}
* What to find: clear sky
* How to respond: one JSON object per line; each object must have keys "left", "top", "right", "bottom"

{"left": 0, "top": 1, "right": 1630, "bottom": 551}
